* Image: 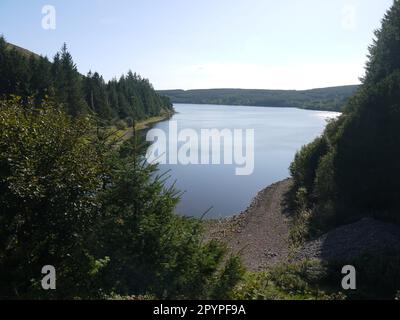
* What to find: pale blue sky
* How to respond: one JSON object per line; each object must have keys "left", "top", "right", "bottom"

{"left": 0, "top": 0, "right": 394, "bottom": 90}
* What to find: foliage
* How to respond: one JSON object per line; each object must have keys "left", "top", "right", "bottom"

{"left": 0, "top": 99, "right": 243, "bottom": 299}
{"left": 290, "top": 136, "right": 328, "bottom": 207}
{"left": 0, "top": 37, "right": 173, "bottom": 121}
{"left": 0, "top": 98, "right": 107, "bottom": 299}
{"left": 233, "top": 260, "right": 344, "bottom": 300}
{"left": 96, "top": 131, "right": 244, "bottom": 299}
{"left": 289, "top": 1, "right": 400, "bottom": 236}
{"left": 325, "top": 250, "right": 400, "bottom": 300}
{"left": 235, "top": 251, "right": 400, "bottom": 300}
{"left": 210, "top": 256, "right": 245, "bottom": 300}
{"left": 52, "top": 44, "right": 88, "bottom": 117}
{"left": 113, "top": 119, "right": 127, "bottom": 131}
{"left": 289, "top": 206, "right": 313, "bottom": 246}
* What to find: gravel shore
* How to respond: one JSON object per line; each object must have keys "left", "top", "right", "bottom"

{"left": 205, "top": 178, "right": 400, "bottom": 271}
{"left": 295, "top": 217, "right": 400, "bottom": 262}
{"left": 204, "top": 178, "right": 293, "bottom": 271}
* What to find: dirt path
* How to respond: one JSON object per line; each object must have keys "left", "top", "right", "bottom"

{"left": 204, "top": 179, "right": 293, "bottom": 271}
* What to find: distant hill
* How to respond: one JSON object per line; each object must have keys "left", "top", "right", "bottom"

{"left": 5, "top": 42, "right": 41, "bottom": 59}
{"left": 158, "top": 85, "right": 360, "bottom": 112}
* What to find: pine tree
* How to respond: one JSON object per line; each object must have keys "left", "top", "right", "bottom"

{"left": 59, "top": 43, "right": 88, "bottom": 116}
{"left": 0, "top": 37, "right": 172, "bottom": 120}
{"left": 363, "top": 0, "right": 400, "bottom": 85}
{"left": 290, "top": 0, "right": 400, "bottom": 233}
{"left": 0, "top": 36, "right": 8, "bottom": 96}
{"left": 84, "top": 71, "right": 113, "bottom": 119}
{"left": 28, "top": 55, "right": 53, "bottom": 104}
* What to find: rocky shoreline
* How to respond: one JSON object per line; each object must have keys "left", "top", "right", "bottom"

{"left": 296, "top": 217, "right": 400, "bottom": 262}
{"left": 204, "top": 179, "right": 293, "bottom": 271}
{"left": 205, "top": 178, "right": 400, "bottom": 271}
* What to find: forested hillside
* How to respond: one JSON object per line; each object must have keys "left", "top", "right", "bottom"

{"left": 0, "top": 37, "right": 242, "bottom": 299}
{"left": 0, "top": 37, "right": 173, "bottom": 122}
{"left": 279, "top": 2, "right": 400, "bottom": 299}
{"left": 290, "top": 1, "right": 400, "bottom": 239}
{"left": 158, "top": 85, "right": 359, "bottom": 112}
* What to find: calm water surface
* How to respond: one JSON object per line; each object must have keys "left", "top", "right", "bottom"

{"left": 151, "top": 103, "right": 339, "bottom": 218}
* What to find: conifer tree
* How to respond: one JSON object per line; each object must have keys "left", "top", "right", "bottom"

{"left": 0, "top": 37, "right": 172, "bottom": 120}
{"left": 290, "top": 0, "right": 400, "bottom": 232}
{"left": 59, "top": 43, "right": 88, "bottom": 116}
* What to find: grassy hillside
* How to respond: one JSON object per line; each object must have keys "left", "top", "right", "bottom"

{"left": 158, "top": 85, "right": 359, "bottom": 112}
{"left": 5, "top": 42, "right": 41, "bottom": 59}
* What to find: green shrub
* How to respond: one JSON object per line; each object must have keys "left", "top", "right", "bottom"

{"left": 0, "top": 98, "right": 108, "bottom": 299}
{"left": 233, "top": 260, "right": 343, "bottom": 300}
{"left": 290, "top": 136, "right": 328, "bottom": 206}
{"left": 210, "top": 256, "right": 245, "bottom": 299}
{"left": 97, "top": 138, "right": 244, "bottom": 299}
{"left": 125, "top": 117, "right": 134, "bottom": 128}
{"left": 290, "top": 208, "right": 313, "bottom": 246}
{"left": 0, "top": 99, "right": 244, "bottom": 299}
{"left": 114, "top": 119, "right": 127, "bottom": 131}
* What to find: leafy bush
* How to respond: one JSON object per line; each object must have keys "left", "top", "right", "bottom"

{"left": 97, "top": 133, "right": 244, "bottom": 299}
{"left": 125, "top": 117, "right": 134, "bottom": 128}
{"left": 290, "top": 136, "right": 328, "bottom": 203}
{"left": 0, "top": 98, "right": 108, "bottom": 299}
{"left": 113, "top": 119, "right": 127, "bottom": 131}
{"left": 210, "top": 256, "right": 245, "bottom": 299}
{"left": 289, "top": 207, "right": 313, "bottom": 246}
{"left": 233, "top": 260, "right": 343, "bottom": 300}
{"left": 0, "top": 99, "right": 244, "bottom": 299}
{"left": 235, "top": 252, "right": 400, "bottom": 300}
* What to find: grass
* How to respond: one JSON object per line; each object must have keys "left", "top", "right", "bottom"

{"left": 134, "top": 115, "right": 169, "bottom": 130}
{"left": 108, "top": 111, "right": 173, "bottom": 144}
{"left": 232, "top": 260, "right": 346, "bottom": 300}
{"left": 6, "top": 42, "right": 41, "bottom": 59}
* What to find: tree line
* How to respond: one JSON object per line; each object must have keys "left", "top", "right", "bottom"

{"left": 287, "top": 1, "right": 400, "bottom": 299}
{"left": 290, "top": 1, "right": 400, "bottom": 241}
{"left": 158, "top": 86, "right": 359, "bottom": 112}
{"left": 0, "top": 37, "right": 173, "bottom": 123}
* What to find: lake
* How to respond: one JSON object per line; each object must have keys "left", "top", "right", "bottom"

{"left": 150, "top": 103, "right": 339, "bottom": 218}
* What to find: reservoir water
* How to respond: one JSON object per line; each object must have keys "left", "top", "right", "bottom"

{"left": 151, "top": 103, "right": 339, "bottom": 218}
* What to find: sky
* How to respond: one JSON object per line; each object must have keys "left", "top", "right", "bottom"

{"left": 0, "top": 0, "right": 395, "bottom": 90}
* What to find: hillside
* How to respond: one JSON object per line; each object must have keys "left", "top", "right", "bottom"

{"left": 285, "top": 1, "right": 400, "bottom": 300}
{"left": 5, "top": 42, "right": 41, "bottom": 59}
{"left": 0, "top": 37, "right": 173, "bottom": 122}
{"left": 290, "top": 0, "right": 400, "bottom": 235}
{"left": 158, "top": 85, "right": 359, "bottom": 112}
